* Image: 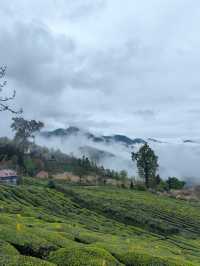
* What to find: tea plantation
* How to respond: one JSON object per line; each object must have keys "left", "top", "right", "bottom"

{"left": 0, "top": 178, "right": 200, "bottom": 265}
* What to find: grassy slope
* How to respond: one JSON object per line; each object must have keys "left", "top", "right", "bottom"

{"left": 0, "top": 178, "right": 200, "bottom": 265}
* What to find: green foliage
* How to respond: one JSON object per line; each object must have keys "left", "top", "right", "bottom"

{"left": 49, "top": 246, "right": 122, "bottom": 266}
{"left": 0, "top": 240, "right": 19, "bottom": 256}
{"left": 0, "top": 226, "right": 57, "bottom": 258}
{"left": 130, "top": 180, "right": 134, "bottom": 189}
{"left": 11, "top": 117, "right": 44, "bottom": 150}
{"left": 132, "top": 143, "right": 159, "bottom": 188}
{"left": 167, "top": 177, "right": 186, "bottom": 190}
{"left": 24, "top": 158, "right": 37, "bottom": 176}
{"left": 0, "top": 255, "right": 56, "bottom": 266}
{"left": 0, "top": 238, "right": 55, "bottom": 265}
{"left": 115, "top": 251, "right": 197, "bottom": 266}
{"left": 0, "top": 138, "right": 126, "bottom": 182}
{"left": 73, "top": 156, "right": 91, "bottom": 181}
{"left": 0, "top": 179, "right": 199, "bottom": 265}
{"left": 132, "top": 182, "right": 147, "bottom": 191}
{"left": 47, "top": 180, "right": 56, "bottom": 189}
{"left": 0, "top": 139, "right": 24, "bottom": 168}
{"left": 157, "top": 180, "right": 169, "bottom": 192}
{"left": 119, "top": 170, "right": 128, "bottom": 180}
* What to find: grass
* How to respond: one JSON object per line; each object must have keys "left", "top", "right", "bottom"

{"left": 0, "top": 177, "right": 199, "bottom": 265}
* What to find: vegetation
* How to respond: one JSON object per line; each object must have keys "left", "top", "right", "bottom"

{"left": 49, "top": 246, "right": 122, "bottom": 266}
{"left": 0, "top": 137, "right": 129, "bottom": 182}
{"left": 167, "top": 177, "right": 186, "bottom": 190}
{"left": 11, "top": 117, "right": 44, "bottom": 146}
{"left": 132, "top": 144, "right": 186, "bottom": 193}
{"left": 0, "top": 178, "right": 199, "bottom": 265}
{"left": 11, "top": 117, "right": 44, "bottom": 153}
{"left": 132, "top": 143, "right": 159, "bottom": 188}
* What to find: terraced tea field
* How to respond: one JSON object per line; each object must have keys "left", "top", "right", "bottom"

{"left": 0, "top": 178, "right": 200, "bottom": 265}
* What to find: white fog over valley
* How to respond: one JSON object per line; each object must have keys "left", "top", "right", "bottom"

{"left": 35, "top": 128, "right": 200, "bottom": 183}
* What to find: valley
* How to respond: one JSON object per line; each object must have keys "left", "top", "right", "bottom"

{"left": 38, "top": 127, "right": 200, "bottom": 181}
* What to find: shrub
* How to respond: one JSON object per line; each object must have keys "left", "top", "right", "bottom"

{"left": 0, "top": 240, "right": 19, "bottom": 257}
{"left": 157, "top": 180, "right": 169, "bottom": 192}
{"left": 0, "top": 255, "right": 56, "bottom": 266}
{"left": 167, "top": 177, "right": 186, "bottom": 190}
{"left": 49, "top": 246, "right": 123, "bottom": 266}
{"left": 115, "top": 251, "right": 198, "bottom": 266}
{"left": 47, "top": 180, "right": 56, "bottom": 189}
{"left": 0, "top": 227, "right": 57, "bottom": 258}
{"left": 133, "top": 182, "right": 147, "bottom": 191}
{"left": 74, "top": 232, "right": 103, "bottom": 244}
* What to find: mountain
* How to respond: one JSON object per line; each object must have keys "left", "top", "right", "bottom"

{"left": 148, "top": 138, "right": 165, "bottom": 144}
{"left": 79, "top": 146, "right": 115, "bottom": 163}
{"left": 38, "top": 127, "right": 200, "bottom": 179}
{"left": 39, "top": 127, "right": 146, "bottom": 174}
{"left": 42, "top": 126, "right": 146, "bottom": 146}
{"left": 42, "top": 127, "right": 81, "bottom": 138}
{"left": 183, "top": 139, "right": 199, "bottom": 144}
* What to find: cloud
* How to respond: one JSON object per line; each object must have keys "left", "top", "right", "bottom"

{"left": 0, "top": 0, "right": 106, "bottom": 23}
{"left": 36, "top": 132, "right": 200, "bottom": 181}
{"left": 0, "top": 0, "right": 200, "bottom": 140}
{"left": 0, "top": 21, "right": 77, "bottom": 93}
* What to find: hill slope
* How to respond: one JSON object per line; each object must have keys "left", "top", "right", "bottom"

{"left": 38, "top": 127, "right": 200, "bottom": 180}
{"left": 0, "top": 179, "right": 200, "bottom": 265}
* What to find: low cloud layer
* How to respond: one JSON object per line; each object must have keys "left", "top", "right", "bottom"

{"left": 36, "top": 132, "right": 200, "bottom": 183}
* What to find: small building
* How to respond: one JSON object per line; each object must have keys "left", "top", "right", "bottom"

{"left": 0, "top": 169, "right": 18, "bottom": 185}
{"left": 36, "top": 171, "right": 49, "bottom": 179}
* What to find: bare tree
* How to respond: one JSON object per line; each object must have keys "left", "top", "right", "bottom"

{"left": 0, "top": 65, "right": 22, "bottom": 114}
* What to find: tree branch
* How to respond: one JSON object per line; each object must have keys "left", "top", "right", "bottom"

{"left": 0, "top": 65, "right": 22, "bottom": 114}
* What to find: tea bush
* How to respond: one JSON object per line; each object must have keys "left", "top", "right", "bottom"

{"left": 49, "top": 246, "right": 123, "bottom": 266}
{"left": 0, "top": 179, "right": 199, "bottom": 265}
{"left": 115, "top": 251, "right": 199, "bottom": 266}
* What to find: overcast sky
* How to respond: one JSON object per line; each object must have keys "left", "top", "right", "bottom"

{"left": 1, "top": 0, "right": 200, "bottom": 138}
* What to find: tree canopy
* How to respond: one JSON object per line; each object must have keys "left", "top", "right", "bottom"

{"left": 132, "top": 143, "right": 159, "bottom": 188}
{"left": 167, "top": 177, "right": 186, "bottom": 190}
{"left": 11, "top": 117, "right": 44, "bottom": 152}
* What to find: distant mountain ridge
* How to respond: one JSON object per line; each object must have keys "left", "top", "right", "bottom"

{"left": 41, "top": 126, "right": 146, "bottom": 146}
{"left": 40, "top": 127, "right": 146, "bottom": 166}
{"left": 38, "top": 127, "right": 200, "bottom": 178}
{"left": 41, "top": 127, "right": 200, "bottom": 146}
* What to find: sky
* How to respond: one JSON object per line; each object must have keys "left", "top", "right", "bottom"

{"left": 1, "top": 0, "right": 200, "bottom": 139}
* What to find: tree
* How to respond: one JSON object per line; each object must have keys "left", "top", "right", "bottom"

{"left": 0, "top": 66, "right": 22, "bottom": 114}
{"left": 24, "top": 158, "right": 36, "bottom": 176}
{"left": 73, "top": 156, "right": 90, "bottom": 183}
{"left": 157, "top": 180, "right": 169, "bottom": 192}
{"left": 0, "top": 141, "right": 24, "bottom": 169}
{"left": 120, "top": 170, "right": 128, "bottom": 180}
{"left": 167, "top": 177, "right": 186, "bottom": 190}
{"left": 132, "top": 143, "right": 159, "bottom": 189}
{"left": 156, "top": 174, "right": 161, "bottom": 185}
{"left": 11, "top": 117, "right": 44, "bottom": 153}
{"left": 48, "top": 180, "right": 56, "bottom": 189}
{"left": 130, "top": 180, "right": 134, "bottom": 189}
{"left": 120, "top": 170, "right": 128, "bottom": 187}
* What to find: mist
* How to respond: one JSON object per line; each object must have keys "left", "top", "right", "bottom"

{"left": 35, "top": 133, "right": 200, "bottom": 184}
